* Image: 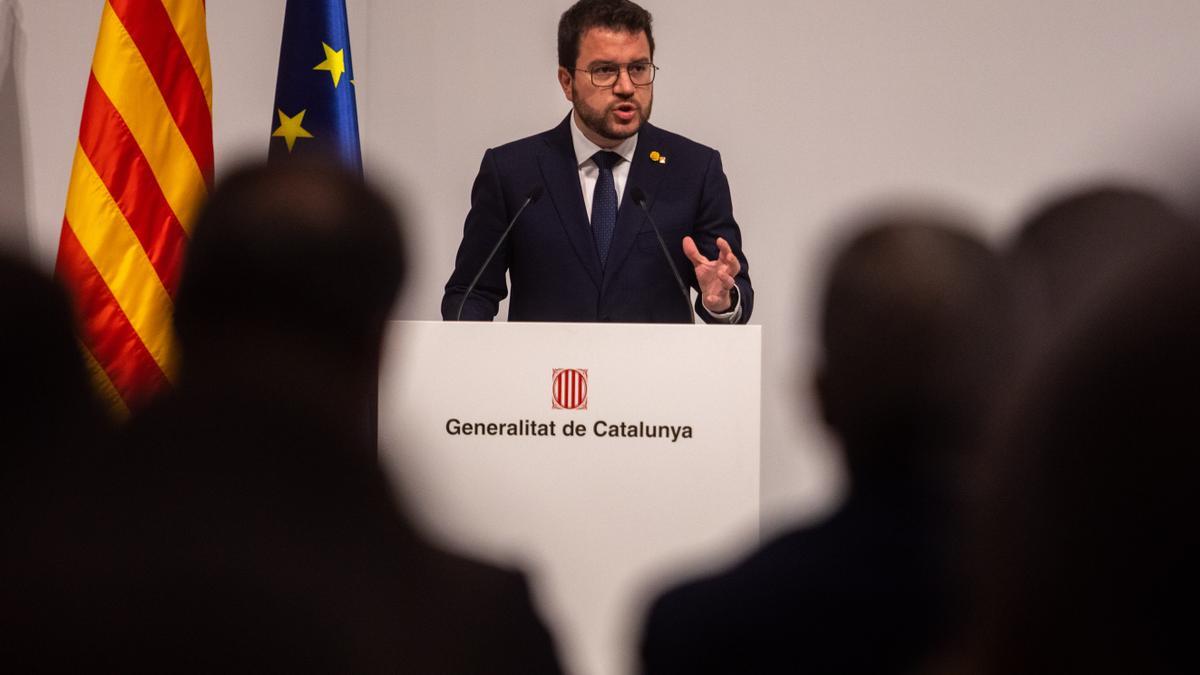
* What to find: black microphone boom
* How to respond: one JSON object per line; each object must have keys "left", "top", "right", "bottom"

{"left": 631, "top": 187, "right": 694, "bottom": 324}
{"left": 455, "top": 185, "right": 544, "bottom": 321}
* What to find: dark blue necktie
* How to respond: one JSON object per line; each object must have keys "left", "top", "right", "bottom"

{"left": 591, "top": 151, "right": 620, "bottom": 267}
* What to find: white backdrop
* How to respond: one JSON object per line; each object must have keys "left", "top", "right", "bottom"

{"left": 4, "top": 0, "right": 1200, "bottom": 664}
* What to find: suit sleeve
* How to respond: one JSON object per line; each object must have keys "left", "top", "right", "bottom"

{"left": 441, "top": 149, "right": 511, "bottom": 320}
{"left": 691, "top": 150, "right": 754, "bottom": 324}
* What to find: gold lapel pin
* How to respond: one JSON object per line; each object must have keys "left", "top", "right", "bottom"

{"left": 649, "top": 150, "right": 667, "bottom": 164}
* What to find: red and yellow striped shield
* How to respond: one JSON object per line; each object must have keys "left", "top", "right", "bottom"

{"left": 55, "top": 0, "right": 212, "bottom": 417}
{"left": 552, "top": 368, "right": 589, "bottom": 410}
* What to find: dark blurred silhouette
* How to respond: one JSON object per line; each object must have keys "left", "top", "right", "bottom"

{"left": 963, "top": 227, "right": 1200, "bottom": 675}
{"left": 0, "top": 249, "right": 108, "bottom": 462}
{"left": 0, "top": 248, "right": 110, "bottom": 563}
{"left": 640, "top": 216, "right": 1011, "bottom": 674}
{"left": 1006, "top": 185, "right": 1194, "bottom": 351}
{"left": 1, "top": 164, "right": 562, "bottom": 673}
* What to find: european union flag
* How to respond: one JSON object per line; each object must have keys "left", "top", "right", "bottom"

{"left": 268, "top": 0, "right": 361, "bottom": 173}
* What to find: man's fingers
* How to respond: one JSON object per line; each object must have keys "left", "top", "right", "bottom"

{"left": 717, "top": 270, "right": 736, "bottom": 289}
{"left": 681, "top": 236, "right": 709, "bottom": 266}
{"left": 716, "top": 238, "right": 740, "bottom": 275}
{"left": 721, "top": 253, "right": 740, "bottom": 277}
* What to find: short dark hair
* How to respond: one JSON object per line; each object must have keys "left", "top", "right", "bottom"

{"left": 558, "top": 0, "right": 655, "bottom": 71}
{"left": 1007, "top": 185, "right": 1192, "bottom": 340}
{"left": 819, "top": 219, "right": 1010, "bottom": 470}
{"left": 175, "top": 161, "right": 405, "bottom": 359}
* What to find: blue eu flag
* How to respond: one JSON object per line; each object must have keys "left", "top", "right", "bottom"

{"left": 268, "top": 0, "right": 362, "bottom": 173}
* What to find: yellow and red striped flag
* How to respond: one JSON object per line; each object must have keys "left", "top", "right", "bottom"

{"left": 55, "top": 0, "right": 213, "bottom": 417}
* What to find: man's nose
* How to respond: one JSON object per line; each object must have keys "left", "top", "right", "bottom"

{"left": 613, "top": 67, "right": 636, "bottom": 95}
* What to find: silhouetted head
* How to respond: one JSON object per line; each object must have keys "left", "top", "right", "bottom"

{"left": 971, "top": 228, "right": 1200, "bottom": 675}
{"left": 816, "top": 216, "right": 1010, "bottom": 482}
{"left": 174, "top": 161, "right": 405, "bottom": 384}
{"left": 1007, "top": 185, "right": 1193, "bottom": 349}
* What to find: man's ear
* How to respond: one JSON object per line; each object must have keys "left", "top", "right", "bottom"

{"left": 557, "top": 66, "right": 574, "bottom": 102}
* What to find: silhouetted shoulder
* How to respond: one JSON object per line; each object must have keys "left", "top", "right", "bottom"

{"left": 418, "top": 545, "right": 564, "bottom": 675}
{"left": 642, "top": 492, "right": 947, "bottom": 675}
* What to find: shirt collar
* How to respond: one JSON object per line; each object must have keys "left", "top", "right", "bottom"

{"left": 570, "top": 111, "right": 638, "bottom": 168}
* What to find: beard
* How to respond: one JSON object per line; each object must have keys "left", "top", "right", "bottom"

{"left": 572, "top": 85, "right": 653, "bottom": 142}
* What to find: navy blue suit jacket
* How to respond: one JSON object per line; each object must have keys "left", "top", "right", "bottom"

{"left": 442, "top": 116, "right": 753, "bottom": 323}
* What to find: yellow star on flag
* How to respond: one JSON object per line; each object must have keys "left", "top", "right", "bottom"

{"left": 272, "top": 108, "right": 314, "bottom": 152}
{"left": 313, "top": 42, "right": 346, "bottom": 87}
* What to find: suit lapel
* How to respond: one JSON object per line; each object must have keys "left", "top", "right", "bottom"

{"left": 603, "top": 124, "right": 670, "bottom": 290}
{"left": 539, "top": 116, "right": 602, "bottom": 291}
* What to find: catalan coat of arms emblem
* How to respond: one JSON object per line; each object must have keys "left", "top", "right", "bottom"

{"left": 552, "top": 368, "right": 588, "bottom": 410}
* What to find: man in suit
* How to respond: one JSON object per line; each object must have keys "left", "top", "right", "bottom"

{"left": 442, "top": 0, "right": 752, "bottom": 323}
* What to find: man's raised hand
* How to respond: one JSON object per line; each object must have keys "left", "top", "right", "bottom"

{"left": 682, "top": 235, "right": 739, "bottom": 313}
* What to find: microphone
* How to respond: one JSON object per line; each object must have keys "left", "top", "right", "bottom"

{"left": 455, "top": 185, "right": 544, "bottom": 321}
{"left": 630, "top": 187, "right": 694, "bottom": 324}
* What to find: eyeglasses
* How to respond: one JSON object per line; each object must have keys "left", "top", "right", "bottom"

{"left": 574, "top": 61, "right": 658, "bottom": 87}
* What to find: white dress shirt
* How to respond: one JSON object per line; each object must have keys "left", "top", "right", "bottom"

{"left": 570, "top": 113, "right": 637, "bottom": 221}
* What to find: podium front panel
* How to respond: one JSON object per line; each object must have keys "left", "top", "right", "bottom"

{"left": 378, "top": 320, "right": 761, "bottom": 675}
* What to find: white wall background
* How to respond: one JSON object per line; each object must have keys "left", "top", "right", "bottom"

{"left": 4, "top": 0, "right": 1200, "bottom": 670}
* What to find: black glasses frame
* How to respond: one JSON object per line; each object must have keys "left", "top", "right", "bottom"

{"left": 573, "top": 62, "right": 659, "bottom": 87}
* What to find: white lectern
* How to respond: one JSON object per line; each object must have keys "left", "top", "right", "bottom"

{"left": 378, "top": 321, "right": 761, "bottom": 675}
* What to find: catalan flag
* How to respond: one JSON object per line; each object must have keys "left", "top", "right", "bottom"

{"left": 269, "top": 0, "right": 361, "bottom": 173}
{"left": 55, "top": 0, "right": 213, "bottom": 417}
